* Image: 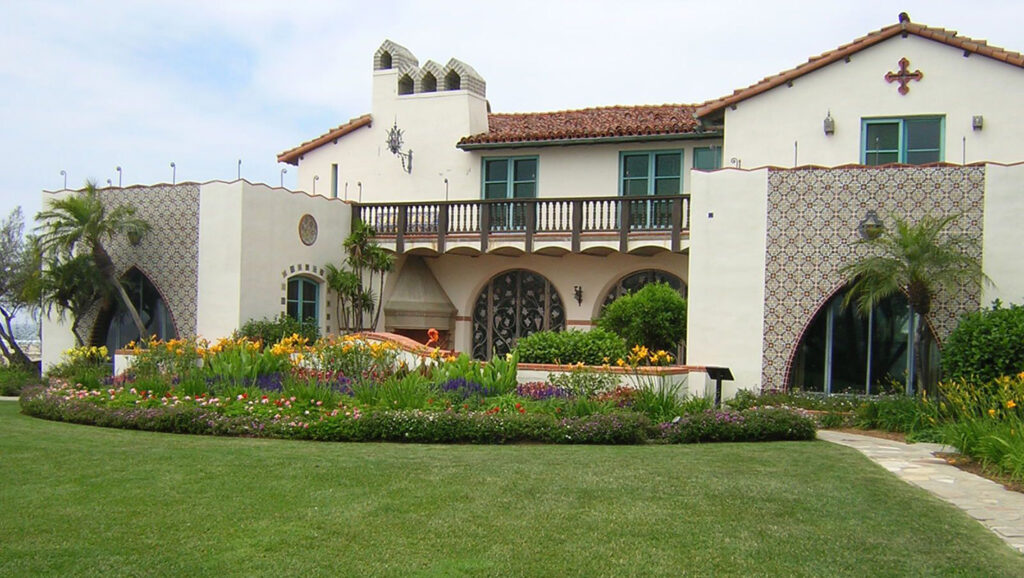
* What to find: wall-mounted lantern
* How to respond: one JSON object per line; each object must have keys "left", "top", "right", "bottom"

{"left": 858, "top": 210, "right": 884, "bottom": 240}
{"left": 972, "top": 115, "right": 984, "bottom": 131}
{"left": 823, "top": 111, "right": 835, "bottom": 136}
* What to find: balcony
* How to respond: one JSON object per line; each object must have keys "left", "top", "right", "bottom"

{"left": 353, "top": 195, "right": 690, "bottom": 256}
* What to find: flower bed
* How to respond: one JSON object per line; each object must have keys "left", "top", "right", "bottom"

{"left": 20, "top": 382, "right": 814, "bottom": 444}
{"left": 27, "top": 335, "right": 815, "bottom": 445}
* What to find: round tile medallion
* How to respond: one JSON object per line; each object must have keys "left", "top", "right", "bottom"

{"left": 299, "top": 214, "right": 318, "bottom": 246}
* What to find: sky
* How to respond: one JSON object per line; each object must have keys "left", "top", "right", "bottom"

{"left": 2, "top": 0, "right": 1021, "bottom": 227}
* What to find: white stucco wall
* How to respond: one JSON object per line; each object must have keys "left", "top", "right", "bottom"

{"left": 236, "top": 183, "right": 352, "bottom": 334}
{"left": 294, "top": 68, "right": 489, "bottom": 205}
{"left": 981, "top": 163, "right": 1024, "bottom": 306}
{"left": 722, "top": 35, "right": 1024, "bottom": 169}
{"left": 196, "top": 182, "right": 245, "bottom": 338}
{"left": 686, "top": 169, "right": 769, "bottom": 396}
{"left": 196, "top": 181, "right": 352, "bottom": 340}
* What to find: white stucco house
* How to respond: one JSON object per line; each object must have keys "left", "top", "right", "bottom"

{"left": 42, "top": 14, "right": 1024, "bottom": 398}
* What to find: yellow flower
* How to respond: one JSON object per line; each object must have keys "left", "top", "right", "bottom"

{"left": 1007, "top": 400, "right": 1017, "bottom": 409}
{"left": 988, "top": 408, "right": 997, "bottom": 417}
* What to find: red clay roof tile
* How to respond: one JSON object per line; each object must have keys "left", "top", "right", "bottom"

{"left": 457, "top": 104, "right": 704, "bottom": 147}
{"left": 277, "top": 114, "right": 372, "bottom": 165}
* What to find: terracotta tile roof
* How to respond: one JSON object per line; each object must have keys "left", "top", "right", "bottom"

{"left": 696, "top": 14, "right": 1024, "bottom": 118}
{"left": 457, "top": 104, "right": 705, "bottom": 148}
{"left": 277, "top": 114, "right": 372, "bottom": 165}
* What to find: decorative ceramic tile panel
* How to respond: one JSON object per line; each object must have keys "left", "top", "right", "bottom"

{"left": 76, "top": 184, "right": 201, "bottom": 343}
{"left": 761, "top": 166, "right": 985, "bottom": 389}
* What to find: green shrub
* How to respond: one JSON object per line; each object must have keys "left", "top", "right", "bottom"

{"left": 547, "top": 366, "right": 619, "bottom": 398}
{"left": 942, "top": 301, "right": 1024, "bottom": 383}
{"left": 237, "top": 314, "right": 319, "bottom": 346}
{"left": 658, "top": 408, "right": 816, "bottom": 443}
{"left": 597, "top": 283, "right": 686, "bottom": 352}
{"left": 853, "top": 395, "right": 940, "bottom": 438}
{"left": 0, "top": 364, "right": 40, "bottom": 396}
{"left": 515, "top": 328, "right": 627, "bottom": 366}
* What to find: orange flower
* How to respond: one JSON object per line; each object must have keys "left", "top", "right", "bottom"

{"left": 426, "top": 328, "right": 440, "bottom": 347}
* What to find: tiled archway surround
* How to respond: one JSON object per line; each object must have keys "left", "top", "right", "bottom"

{"left": 762, "top": 166, "right": 985, "bottom": 389}
{"left": 76, "top": 184, "right": 200, "bottom": 343}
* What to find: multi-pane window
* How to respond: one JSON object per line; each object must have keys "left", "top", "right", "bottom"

{"left": 287, "top": 277, "right": 319, "bottom": 323}
{"left": 483, "top": 157, "right": 537, "bottom": 199}
{"left": 693, "top": 146, "right": 723, "bottom": 171}
{"left": 621, "top": 151, "right": 682, "bottom": 197}
{"left": 482, "top": 157, "right": 537, "bottom": 230}
{"left": 862, "top": 117, "right": 943, "bottom": 165}
{"left": 620, "top": 151, "right": 682, "bottom": 229}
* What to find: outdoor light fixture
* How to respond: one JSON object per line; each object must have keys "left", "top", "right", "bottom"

{"left": 280, "top": 168, "right": 287, "bottom": 188}
{"left": 573, "top": 285, "right": 583, "bottom": 306}
{"left": 823, "top": 111, "right": 835, "bottom": 135}
{"left": 858, "top": 210, "right": 884, "bottom": 240}
{"left": 386, "top": 120, "right": 413, "bottom": 173}
{"left": 170, "top": 162, "right": 176, "bottom": 184}
{"left": 115, "top": 166, "right": 122, "bottom": 187}
{"left": 237, "top": 159, "right": 242, "bottom": 180}
{"left": 60, "top": 169, "right": 66, "bottom": 189}
{"left": 972, "top": 115, "right": 984, "bottom": 131}
{"left": 313, "top": 175, "right": 320, "bottom": 195}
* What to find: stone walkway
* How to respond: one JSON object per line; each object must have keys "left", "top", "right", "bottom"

{"left": 818, "top": 429, "right": 1024, "bottom": 554}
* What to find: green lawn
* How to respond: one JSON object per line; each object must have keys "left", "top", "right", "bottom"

{"left": 1, "top": 401, "right": 1020, "bottom": 577}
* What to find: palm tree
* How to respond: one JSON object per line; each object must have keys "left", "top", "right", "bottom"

{"left": 841, "top": 213, "right": 986, "bottom": 395}
{"left": 34, "top": 254, "right": 111, "bottom": 346}
{"left": 35, "top": 182, "right": 151, "bottom": 341}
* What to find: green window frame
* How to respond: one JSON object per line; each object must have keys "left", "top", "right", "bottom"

{"left": 619, "top": 150, "right": 683, "bottom": 197}
{"left": 287, "top": 277, "right": 319, "bottom": 324}
{"left": 619, "top": 150, "right": 682, "bottom": 230}
{"left": 481, "top": 156, "right": 538, "bottom": 200}
{"left": 481, "top": 156, "right": 538, "bottom": 231}
{"left": 693, "top": 146, "right": 723, "bottom": 171}
{"left": 861, "top": 117, "right": 944, "bottom": 165}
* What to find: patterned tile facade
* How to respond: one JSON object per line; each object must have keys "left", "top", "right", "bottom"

{"left": 761, "top": 166, "right": 985, "bottom": 389}
{"left": 77, "top": 184, "right": 201, "bottom": 343}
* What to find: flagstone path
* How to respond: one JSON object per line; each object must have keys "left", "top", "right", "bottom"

{"left": 818, "top": 429, "right": 1024, "bottom": 554}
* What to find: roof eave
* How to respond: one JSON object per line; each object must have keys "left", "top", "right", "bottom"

{"left": 277, "top": 115, "right": 373, "bottom": 165}
{"left": 457, "top": 130, "right": 722, "bottom": 151}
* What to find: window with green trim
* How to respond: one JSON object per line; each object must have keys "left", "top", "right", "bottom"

{"left": 621, "top": 151, "right": 682, "bottom": 197}
{"left": 693, "top": 146, "right": 723, "bottom": 171}
{"left": 287, "top": 277, "right": 319, "bottom": 323}
{"left": 620, "top": 151, "right": 682, "bottom": 229}
{"left": 482, "top": 157, "right": 537, "bottom": 200}
{"left": 482, "top": 157, "right": 537, "bottom": 230}
{"left": 862, "top": 117, "right": 943, "bottom": 165}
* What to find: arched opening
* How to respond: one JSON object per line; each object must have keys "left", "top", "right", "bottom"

{"left": 472, "top": 270, "right": 564, "bottom": 360}
{"left": 397, "top": 74, "right": 414, "bottom": 95}
{"left": 378, "top": 51, "right": 392, "bottom": 70}
{"left": 421, "top": 72, "right": 437, "bottom": 92}
{"left": 98, "top": 268, "right": 177, "bottom": 351}
{"left": 788, "top": 286, "right": 938, "bottom": 395}
{"left": 600, "top": 269, "right": 686, "bottom": 311}
{"left": 287, "top": 276, "right": 320, "bottom": 324}
{"left": 445, "top": 70, "right": 461, "bottom": 91}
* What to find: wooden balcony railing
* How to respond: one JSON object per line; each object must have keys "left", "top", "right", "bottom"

{"left": 352, "top": 195, "right": 690, "bottom": 254}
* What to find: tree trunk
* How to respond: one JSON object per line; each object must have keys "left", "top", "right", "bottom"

{"left": 906, "top": 306, "right": 917, "bottom": 397}
{"left": 372, "top": 270, "right": 386, "bottom": 330}
{"left": 92, "top": 243, "right": 149, "bottom": 341}
{"left": 0, "top": 312, "right": 35, "bottom": 371}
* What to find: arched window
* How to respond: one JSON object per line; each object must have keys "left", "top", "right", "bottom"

{"left": 287, "top": 277, "right": 319, "bottom": 324}
{"left": 445, "top": 70, "right": 461, "bottom": 91}
{"left": 378, "top": 51, "right": 392, "bottom": 70}
{"left": 398, "top": 74, "right": 414, "bottom": 95}
{"left": 601, "top": 269, "right": 686, "bottom": 310}
{"left": 421, "top": 72, "right": 437, "bottom": 92}
{"left": 789, "top": 286, "right": 937, "bottom": 395}
{"left": 101, "top": 268, "right": 176, "bottom": 351}
{"left": 472, "top": 270, "right": 564, "bottom": 360}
